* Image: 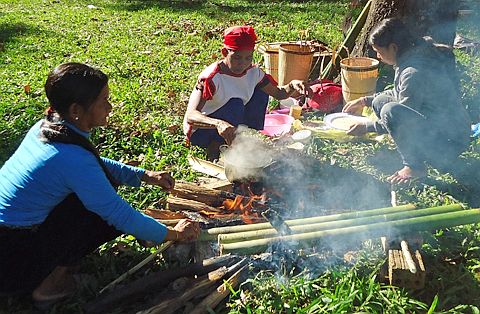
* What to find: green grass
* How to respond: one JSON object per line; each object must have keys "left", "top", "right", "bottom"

{"left": 1, "top": 0, "right": 480, "bottom": 313}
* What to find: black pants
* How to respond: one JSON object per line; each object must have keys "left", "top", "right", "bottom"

{"left": 372, "top": 94, "right": 470, "bottom": 171}
{"left": 0, "top": 194, "right": 121, "bottom": 295}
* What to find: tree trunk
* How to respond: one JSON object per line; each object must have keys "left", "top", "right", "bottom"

{"left": 352, "top": 0, "right": 460, "bottom": 57}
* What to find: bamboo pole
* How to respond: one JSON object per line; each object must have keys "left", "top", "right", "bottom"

{"left": 218, "top": 205, "right": 462, "bottom": 244}
{"left": 220, "top": 208, "right": 480, "bottom": 255}
{"left": 400, "top": 240, "right": 417, "bottom": 274}
{"left": 99, "top": 241, "right": 173, "bottom": 294}
{"left": 321, "top": 0, "right": 372, "bottom": 80}
{"left": 199, "top": 204, "right": 416, "bottom": 241}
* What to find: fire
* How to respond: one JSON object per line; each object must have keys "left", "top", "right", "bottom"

{"left": 221, "top": 194, "right": 265, "bottom": 224}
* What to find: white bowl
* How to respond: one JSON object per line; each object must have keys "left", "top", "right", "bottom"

{"left": 291, "top": 129, "right": 312, "bottom": 143}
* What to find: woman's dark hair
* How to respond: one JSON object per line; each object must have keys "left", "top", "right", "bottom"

{"left": 369, "top": 18, "right": 417, "bottom": 57}
{"left": 44, "top": 63, "right": 108, "bottom": 116}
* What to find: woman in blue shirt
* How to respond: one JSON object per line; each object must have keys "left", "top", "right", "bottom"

{"left": 0, "top": 63, "right": 199, "bottom": 306}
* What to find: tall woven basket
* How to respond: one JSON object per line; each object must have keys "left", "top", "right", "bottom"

{"left": 278, "top": 43, "right": 315, "bottom": 86}
{"left": 340, "top": 57, "right": 379, "bottom": 104}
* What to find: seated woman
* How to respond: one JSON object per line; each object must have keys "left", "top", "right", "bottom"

{"left": 342, "top": 18, "right": 470, "bottom": 184}
{"left": 183, "top": 25, "right": 310, "bottom": 160}
{"left": 0, "top": 63, "right": 199, "bottom": 307}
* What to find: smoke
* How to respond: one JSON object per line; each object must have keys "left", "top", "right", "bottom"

{"left": 221, "top": 125, "right": 275, "bottom": 181}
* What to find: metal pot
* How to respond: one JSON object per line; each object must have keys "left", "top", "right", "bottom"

{"left": 220, "top": 145, "right": 273, "bottom": 182}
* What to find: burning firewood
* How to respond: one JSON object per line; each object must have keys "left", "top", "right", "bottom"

{"left": 167, "top": 195, "right": 223, "bottom": 213}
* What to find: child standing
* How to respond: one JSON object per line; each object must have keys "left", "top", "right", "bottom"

{"left": 183, "top": 25, "right": 310, "bottom": 160}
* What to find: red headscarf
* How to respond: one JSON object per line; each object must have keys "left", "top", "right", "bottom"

{"left": 223, "top": 26, "right": 257, "bottom": 51}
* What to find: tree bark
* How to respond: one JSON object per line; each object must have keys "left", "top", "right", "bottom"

{"left": 352, "top": 0, "right": 459, "bottom": 57}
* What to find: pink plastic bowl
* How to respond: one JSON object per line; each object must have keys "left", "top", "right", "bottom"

{"left": 261, "top": 113, "right": 295, "bottom": 136}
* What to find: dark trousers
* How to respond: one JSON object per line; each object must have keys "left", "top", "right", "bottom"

{"left": 190, "top": 87, "right": 269, "bottom": 148}
{"left": 372, "top": 94, "right": 469, "bottom": 171}
{"left": 0, "top": 194, "right": 121, "bottom": 295}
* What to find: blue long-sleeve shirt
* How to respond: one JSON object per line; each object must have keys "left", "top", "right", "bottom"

{"left": 0, "top": 120, "right": 167, "bottom": 243}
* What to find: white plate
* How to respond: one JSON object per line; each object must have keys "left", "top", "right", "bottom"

{"left": 324, "top": 113, "right": 372, "bottom": 131}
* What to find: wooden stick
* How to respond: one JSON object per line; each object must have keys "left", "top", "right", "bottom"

{"left": 190, "top": 264, "right": 249, "bottom": 314}
{"left": 84, "top": 254, "right": 238, "bottom": 314}
{"left": 400, "top": 240, "right": 417, "bottom": 274}
{"left": 138, "top": 267, "right": 229, "bottom": 314}
{"left": 167, "top": 196, "right": 223, "bottom": 213}
{"left": 99, "top": 241, "right": 174, "bottom": 294}
{"left": 139, "top": 258, "right": 248, "bottom": 314}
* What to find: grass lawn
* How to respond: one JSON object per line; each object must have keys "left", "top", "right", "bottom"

{"left": 1, "top": 0, "right": 480, "bottom": 313}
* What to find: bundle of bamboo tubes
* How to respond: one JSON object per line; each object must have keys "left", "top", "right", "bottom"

{"left": 196, "top": 204, "right": 480, "bottom": 256}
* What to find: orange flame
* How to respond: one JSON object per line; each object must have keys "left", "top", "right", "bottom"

{"left": 220, "top": 194, "right": 265, "bottom": 224}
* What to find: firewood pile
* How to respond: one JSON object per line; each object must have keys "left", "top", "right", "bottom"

{"left": 84, "top": 254, "right": 248, "bottom": 314}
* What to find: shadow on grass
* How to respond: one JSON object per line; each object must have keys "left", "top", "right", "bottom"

{"left": 414, "top": 227, "right": 480, "bottom": 310}
{"left": 0, "top": 22, "right": 38, "bottom": 47}
{"left": 103, "top": 0, "right": 348, "bottom": 19}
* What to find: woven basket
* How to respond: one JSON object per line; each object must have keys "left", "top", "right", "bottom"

{"left": 340, "top": 57, "right": 379, "bottom": 103}
{"left": 278, "top": 43, "right": 315, "bottom": 85}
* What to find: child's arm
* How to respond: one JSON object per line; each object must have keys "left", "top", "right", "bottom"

{"left": 184, "top": 88, "right": 236, "bottom": 144}
{"left": 261, "top": 79, "right": 311, "bottom": 100}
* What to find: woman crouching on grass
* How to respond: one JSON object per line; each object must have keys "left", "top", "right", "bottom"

{"left": 342, "top": 18, "right": 470, "bottom": 184}
{"left": 0, "top": 62, "right": 199, "bottom": 308}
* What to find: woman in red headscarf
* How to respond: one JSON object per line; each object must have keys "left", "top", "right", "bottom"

{"left": 183, "top": 25, "right": 311, "bottom": 160}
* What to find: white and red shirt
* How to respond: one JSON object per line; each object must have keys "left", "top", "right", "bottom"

{"left": 183, "top": 61, "right": 275, "bottom": 135}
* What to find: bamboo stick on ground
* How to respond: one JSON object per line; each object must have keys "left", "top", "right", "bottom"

{"left": 99, "top": 241, "right": 174, "bottom": 294}
{"left": 199, "top": 204, "right": 416, "bottom": 241}
{"left": 84, "top": 254, "right": 238, "bottom": 314}
{"left": 220, "top": 208, "right": 480, "bottom": 255}
{"left": 218, "top": 205, "right": 463, "bottom": 244}
{"left": 400, "top": 240, "right": 417, "bottom": 274}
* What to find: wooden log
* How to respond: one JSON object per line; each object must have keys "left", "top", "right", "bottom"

{"left": 199, "top": 204, "right": 417, "bottom": 241}
{"left": 139, "top": 258, "right": 248, "bottom": 314}
{"left": 99, "top": 241, "right": 174, "bottom": 294}
{"left": 84, "top": 254, "right": 238, "bottom": 314}
{"left": 217, "top": 205, "right": 462, "bottom": 244}
{"left": 190, "top": 264, "right": 249, "bottom": 314}
{"left": 166, "top": 196, "right": 223, "bottom": 213}
{"left": 220, "top": 208, "right": 480, "bottom": 255}
{"left": 172, "top": 181, "right": 264, "bottom": 208}
{"left": 138, "top": 267, "right": 229, "bottom": 314}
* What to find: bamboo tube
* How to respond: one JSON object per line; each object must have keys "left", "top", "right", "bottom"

{"left": 199, "top": 204, "right": 416, "bottom": 241}
{"left": 218, "top": 205, "right": 462, "bottom": 244}
{"left": 220, "top": 208, "right": 480, "bottom": 255}
{"left": 400, "top": 240, "right": 417, "bottom": 274}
